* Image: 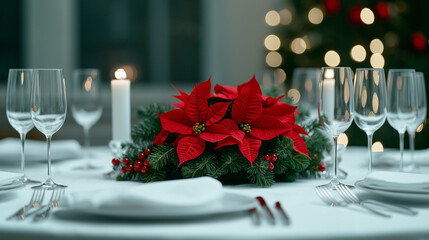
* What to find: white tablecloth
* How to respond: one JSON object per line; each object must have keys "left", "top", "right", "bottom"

{"left": 0, "top": 146, "right": 429, "bottom": 240}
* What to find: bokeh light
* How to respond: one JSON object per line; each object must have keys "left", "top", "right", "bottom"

{"left": 279, "top": 9, "right": 292, "bottom": 25}
{"left": 264, "top": 34, "right": 281, "bottom": 51}
{"left": 308, "top": 7, "right": 324, "bottom": 24}
{"left": 324, "top": 50, "right": 340, "bottom": 66}
{"left": 370, "top": 39, "right": 384, "bottom": 53}
{"left": 350, "top": 45, "right": 366, "bottom": 62}
{"left": 266, "top": 51, "right": 282, "bottom": 67}
{"left": 265, "top": 10, "right": 280, "bottom": 26}
{"left": 290, "top": 38, "right": 306, "bottom": 54}
{"left": 370, "top": 53, "right": 385, "bottom": 68}
{"left": 360, "top": 8, "right": 375, "bottom": 25}
{"left": 372, "top": 141, "right": 384, "bottom": 152}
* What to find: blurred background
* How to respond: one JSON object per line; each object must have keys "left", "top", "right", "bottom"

{"left": 0, "top": 0, "right": 428, "bottom": 150}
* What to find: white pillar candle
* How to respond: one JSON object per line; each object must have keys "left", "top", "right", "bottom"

{"left": 322, "top": 78, "right": 335, "bottom": 121}
{"left": 111, "top": 69, "right": 131, "bottom": 142}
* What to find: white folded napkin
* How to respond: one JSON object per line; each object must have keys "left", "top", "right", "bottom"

{"left": 0, "top": 138, "right": 82, "bottom": 163}
{"left": 0, "top": 171, "right": 22, "bottom": 185}
{"left": 63, "top": 177, "right": 223, "bottom": 210}
{"left": 364, "top": 171, "right": 429, "bottom": 192}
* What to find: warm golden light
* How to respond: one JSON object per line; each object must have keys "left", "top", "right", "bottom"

{"left": 308, "top": 7, "right": 324, "bottom": 24}
{"left": 287, "top": 89, "right": 301, "bottom": 104}
{"left": 115, "top": 68, "right": 127, "bottom": 79}
{"left": 324, "top": 69, "right": 335, "bottom": 79}
{"left": 265, "top": 10, "right": 280, "bottom": 26}
{"left": 417, "top": 123, "right": 424, "bottom": 133}
{"left": 370, "top": 39, "right": 384, "bottom": 53}
{"left": 370, "top": 53, "right": 385, "bottom": 68}
{"left": 279, "top": 9, "right": 292, "bottom": 25}
{"left": 275, "top": 68, "right": 287, "bottom": 84}
{"left": 84, "top": 76, "right": 93, "bottom": 92}
{"left": 372, "top": 141, "right": 384, "bottom": 152}
{"left": 361, "top": 87, "right": 367, "bottom": 107}
{"left": 290, "top": 38, "right": 306, "bottom": 54}
{"left": 360, "top": 8, "right": 375, "bottom": 25}
{"left": 266, "top": 52, "right": 282, "bottom": 67}
{"left": 338, "top": 133, "right": 349, "bottom": 147}
{"left": 324, "top": 50, "right": 340, "bottom": 67}
{"left": 372, "top": 92, "right": 379, "bottom": 113}
{"left": 264, "top": 34, "right": 281, "bottom": 51}
{"left": 350, "top": 45, "right": 366, "bottom": 62}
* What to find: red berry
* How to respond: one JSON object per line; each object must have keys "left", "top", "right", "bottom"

{"left": 138, "top": 153, "right": 145, "bottom": 160}
{"left": 270, "top": 154, "right": 277, "bottom": 162}
{"left": 268, "top": 162, "right": 274, "bottom": 170}
{"left": 126, "top": 164, "right": 133, "bottom": 172}
{"left": 134, "top": 161, "right": 142, "bottom": 168}
{"left": 141, "top": 166, "right": 149, "bottom": 174}
{"left": 143, "top": 159, "right": 150, "bottom": 166}
{"left": 121, "top": 166, "right": 127, "bottom": 173}
{"left": 264, "top": 155, "right": 271, "bottom": 161}
{"left": 123, "top": 158, "right": 130, "bottom": 165}
{"left": 112, "top": 158, "right": 119, "bottom": 166}
{"left": 319, "top": 161, "right": 326, "bottom": 172}
{"left": 144, "top": 149, "right": 152, "bottom": 156}
{"left": 312, "top": 153, "right": 318, "bottom": 159}
{"left": 135, "top": 166, "right": 141, "bottom": 172}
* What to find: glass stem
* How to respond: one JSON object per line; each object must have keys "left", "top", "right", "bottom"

{"left": 20, "top": 132, "right": 26, "bottom": 177}
{"left": 399, "top": 132, "right": 405, "bottom": 171}
{"left": 47, "top": 135, "right": 52, "bottom": 180}
{"left": 367, "top": 133, "right": 373, "bottom": 174}
{"left": 409, "top": 131, "right": 416, "bottom": 167}
{"left": 332, "top": 136, "right": 339, "bottom": 183}
{"left": 84, "top": 127, "right": 90, "bottom": 158}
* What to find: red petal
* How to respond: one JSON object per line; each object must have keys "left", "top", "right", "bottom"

{"left": 263, "top": 103, "right": 296, "bottom": 129}
{"left": 197, "top": 77, "right": 212, "bottom": 99}
{"left": 172, "top": 102, "right": 185, "bottom": 109}
{"left": 283, "top": 131, "right": 310, "bottom": 159}
{"left": 177, "top": 136, "right": 206, "bottom": 166}
{"left": 214, "top": 84, "right": 238, "bottom": 100}
{"left": 262, "top": 95, "right": 285, "bottom": 108}
{"left": 237, "top": 74, "right": 262, "bottom": 95}
{"left": 184, "top": 85, "right": 209, "bottom": 123}
{"left": 153, "top": 128, "right": 169, "bottom": 146}
{"left": 200, "top": 119, "right": 242, "bottom": 143}
{"left": 172, "top": 85, "right": 189, "bottom": 101}
{"left": 157, "top": 109, "right": 193, "bottom": 135}
{"left": 231, "top": 88, "right": 262, "bottom": 124}
{"left": 238, "top": 136, "right": 261, "bottom": 166}
{"left": 293, "top": 124, "right": 308, "bottom": 135}
{"left": 250, "top": 115, "right": 288, "bottom": 140}
{"left": 205, "top": 102, "right": 230, "bottom": 125}
{"left": 215, "top": 136, "right": 241, "bottom": 150}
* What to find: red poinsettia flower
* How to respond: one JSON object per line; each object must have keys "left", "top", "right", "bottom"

{"left": 172, "top": 77, "right": 212, "bottom": 109}
{"left": 157, "top": 78, "right": 241, "bottom": 166}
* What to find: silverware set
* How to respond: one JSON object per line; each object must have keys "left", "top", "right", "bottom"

{"left": 315, "top": 184, "right": 417, "bottom": 218}
{"left": 251, "top": 196, "right": 290, "bottom": 226}
{"left": 7, "top": 187, "right": 65, "bottom": 221}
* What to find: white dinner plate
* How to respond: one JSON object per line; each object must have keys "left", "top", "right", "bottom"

{"left": 0, "top": 181, "right": 25, "bottom": 194}
{"left": 355, "top": 180, "right": 429, "bottom": 202}
{"left": 71, "top": 192, "right": 257, "bottom": 219}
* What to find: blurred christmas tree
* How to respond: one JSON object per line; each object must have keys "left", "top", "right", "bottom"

{"left": 264, "top": 0, "right": 429, "bottom": 148}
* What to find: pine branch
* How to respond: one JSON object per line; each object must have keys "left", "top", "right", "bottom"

{"left": 246, "top": 158, "right": 275, "bottom": 187}
{"left": 181, "top": 153, "right": 219, "bottom": 178}
{"left": 149, "top": 145, "right": 179, "bottom": 170}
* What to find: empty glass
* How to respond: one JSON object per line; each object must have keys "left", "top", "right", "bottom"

{"left": 386, "top": 69, "right": 417, "bottom": 171}
{"left": 292, "top": 68, "right": 321, "bottom": 120}
{"left": 71, "top": 69, "right": 102, "bottom": 168}
{"left": 318, "top": 67, "right": 354, "bottom": 187}
{"left": 406, "top": 72, "right": 427, "bottom": 169}
{"left": 31, "top": 69, "right": 67, "bottom": 189}
{"left": 353, "top": 68, "right": 387, "bottom": 173}
{"left": 6, "top": 69, "right": 40, "bottom": 184}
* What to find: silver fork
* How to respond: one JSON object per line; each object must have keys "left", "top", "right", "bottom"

{"left": 335, "top": 184, "right": 391, "bottom": 218}
{"left": 33, "top": 187, "right": 65, "bottom": 221}
{"left": 7, "top": 188, "right": 46, "bottom": 220}
{"left": 336, "top": 184, "right": 417, "bottom": 216}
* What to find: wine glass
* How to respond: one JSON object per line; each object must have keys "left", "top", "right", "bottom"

{"left": 406, "top": 72, "right": 427, "bottom": 169}
{"left": 71, "top": 69, "right": 103, "bottom": 168}
{"left": 318, "top": 67, "right": 354, "bottom": 187}
{"left": 353, "top": 68, "right": 387, "bottom": 173}
{"left": 292, "top": 68, "right": 321, "bottom": 120}
{"left": 6, "top": 69, "right": 40, "bottom": 184}
{"left": 386, "top": 69, "right": 417, "bottom": 171}
{"left": 31, "top": 69, "right": 67, "bottom": 189}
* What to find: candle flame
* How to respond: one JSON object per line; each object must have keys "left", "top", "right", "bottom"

{"left": 115, "top": 68, "right": 127, "bottom": 80}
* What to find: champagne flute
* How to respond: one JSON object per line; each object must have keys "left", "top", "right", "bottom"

{"left": 386, "top": 69, "right": 417, "bottom": 171}
{"left": 6, "top": 69, "right": 40, "bottom": 184}
{"left": 353, "top": 68, "right": 387, "bottom": 173}
{"left": 318, "top": 67, "right": 354, "bottom": 187}
{"left": 31, "top": 69, "right": 67, "bottom": 189}
{"left": 292, "top": 68, "right": 321, "bottom": 120}
{"left": 406, "top": 72, "right": 427, "bottom": 169}
{"left": 71, "top": 69, "right": 102, "bottom": 168}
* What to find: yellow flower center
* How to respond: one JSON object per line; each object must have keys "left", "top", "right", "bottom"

{"left": 193, "top": 123, "right": 206, "bottom": 134}
{"left": 240, "top": 123, "right": 252, "bottom": 134}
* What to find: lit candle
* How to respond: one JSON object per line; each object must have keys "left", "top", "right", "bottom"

{"left": 111, "top": 68, "right": 131, "bottom": 142}
{"left": 322, "top": 76, "right": 335, "bottom": 121}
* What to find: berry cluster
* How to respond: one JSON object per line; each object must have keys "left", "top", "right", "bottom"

{"left": 112, "top": 148, "right": 152, "bottom": 174}
{"left": 318, "top": 161, "right": 326, "bottom": 172}
{"left": 263, "top": 154, "right": 277, "bottom": 170}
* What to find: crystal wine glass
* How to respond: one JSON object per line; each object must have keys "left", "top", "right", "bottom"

{"left": 353, "top": 68, "right": 387, "bottom": 173}
{"left": 31, "top": 69, "right": 67, "bottom": 189}
{"left": 318, "top": 67, "right": 354, "bottom": 187}
{"left": 71, "top": 69, "right": 102, "bottom": 168}
{"left": 6, "top": 69, "right": 40, "bottom": 184}
{"left": 292, "top": 68, "right": 321, "bottom": 120}
{"left": 406, "top": 72, "right": 427, "bottom": 169}
{"left": 386, "top": 69, "right": 417, "bottom": 171}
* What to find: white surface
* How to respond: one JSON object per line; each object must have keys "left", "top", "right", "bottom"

{"left": 111, "top": 79, "right": 131, "bottom": 142}
{"left": 1, "top": 146, "right": 429, "bottom": 240}
{"left": 355, "top": 180, "right": 429, "bottom": 202}
{"left": 364, "top": 171, "right": 429, "bottom": 191}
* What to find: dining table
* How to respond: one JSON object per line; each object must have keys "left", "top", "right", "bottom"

{"left": 0, "top": 146, "right": 429, "bottom": 240}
